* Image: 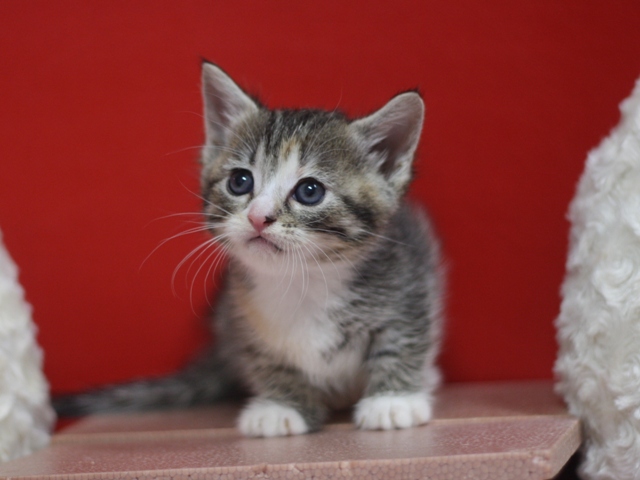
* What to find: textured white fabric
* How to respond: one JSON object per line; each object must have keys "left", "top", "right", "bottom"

{"left": 556, "top": 77, "right": 640, "bottom": 479}
{"left": 0, "top": 230, "right": 54, "bottom": 462}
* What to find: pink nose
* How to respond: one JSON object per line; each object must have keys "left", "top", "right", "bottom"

{"left": 248, "top": 213, "right": 276, "bottom": 233}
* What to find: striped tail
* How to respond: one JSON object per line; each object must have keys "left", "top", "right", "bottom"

{"left": 53, "top": 351, "right": 241, "bottom": 417}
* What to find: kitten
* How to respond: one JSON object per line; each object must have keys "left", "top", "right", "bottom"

{"left": 54, "top": 62, "right": 445, "bottom": 437}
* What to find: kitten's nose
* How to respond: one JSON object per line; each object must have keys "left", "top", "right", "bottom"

{"left": 248, "top": 212, "right": 276, "bottom": 234}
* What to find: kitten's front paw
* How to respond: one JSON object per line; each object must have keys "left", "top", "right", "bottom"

{"left": 354, "top": 392, "right": 432, "bottom": 430}
{"left": 238, "top": 399, "right": 309, "bottom": 437}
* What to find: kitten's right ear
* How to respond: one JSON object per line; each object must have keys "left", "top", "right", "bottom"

{"left": 350, "top": 92, "right": 424, "bottom": 193}
{"left": 201, "top": 62, "right": 259, "bottom": 149}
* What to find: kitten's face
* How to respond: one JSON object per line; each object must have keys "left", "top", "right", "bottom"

{"left": 199, "top": 64, "right": 424, "bottom": 273}
{"left": 202, "top": 110, "right": 395, "bottom": 272}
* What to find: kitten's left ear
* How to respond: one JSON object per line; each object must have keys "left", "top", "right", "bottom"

{"left": 201, "top": 62, "right": 259, "bottom": 150}
{"left": 350, "top": 92, "right": 425, "bottom": 192}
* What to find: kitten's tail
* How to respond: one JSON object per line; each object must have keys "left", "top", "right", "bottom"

{"left": 53, "top": 349, "right": 241, "bottom": 417}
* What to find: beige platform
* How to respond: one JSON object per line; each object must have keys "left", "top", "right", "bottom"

{"left": 0, "top": 381, "right": 580, "bottom": 479}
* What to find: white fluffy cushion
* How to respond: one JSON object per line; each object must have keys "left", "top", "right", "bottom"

{"left": 0, "top": 230, "right": 54, "bottom": 462}
{"left": 556, "top": 77, "right": 640, "bottom": 479}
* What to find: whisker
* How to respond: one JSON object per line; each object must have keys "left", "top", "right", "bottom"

{"left": 166, "top": 142, "right": 246, "bottom": 159}
{"left": 301, "top": 242, "right": 329, "bottom": 307}
{"left": 292, "top": 245, "right": 307, "bottom": 314}
{"left": 306, "top": 227, "right": 350, "bottom": 239}
{"left": 361, "top": 230, "right": 413, "bottom": 247}
{"left": 178, "top": 182, "right": 235, "bottom": 217}
{"left": 150, "top": 212, "right": 224, "bottom": 222}
{"left": 172, "top": 235, "right": 223, "bottom": 295}
{"left": 181, "top": 233, "right": 229, "bottom": 282}
{"left": 275, "top": 242, "right": 292, "bottom": 290}
{"left": 331, "top": 88, "right": 343, "bottom": 114}
{"left": 307, "top": 225, "right": 407, "bottom": 249}
{"left": 205, "top": 204, "right": 234, "bottom": 217}
{"left": 189, "top": 238, "right": 230, "bottom": 311}
{"left": 201, "top": 144, "right": 247, "bottom": 157}
{"left": 164, "top": 145, "right": 205, "bottom": 156}
{"left": 303, "top": 237, "right": 346, "bottom": 280}
{"left": 175, "top": 238, "right": 217, "bottom": 297}
{"left": 304, "top": 236, "right": 364, "bottom": 280}
{"left": 281, "top": 243, "right": 297, "bottom": 307}
{"left": 140, "top": 224, "right": 217, "bottom": 271}
{"left": 202, "top": 240, "right": 231, "bottom": 307}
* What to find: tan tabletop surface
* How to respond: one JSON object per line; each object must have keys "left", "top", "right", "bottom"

{"left": 0, "top": 381, "right": 580, "bottom": 480}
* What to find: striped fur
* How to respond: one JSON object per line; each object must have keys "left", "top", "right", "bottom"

{"left": 53, "top": 63, "right": 445, "bottom": 437}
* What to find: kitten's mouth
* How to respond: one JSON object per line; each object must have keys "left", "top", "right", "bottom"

{"left": 248, "top": 235, "right": 282, "bottom": 253}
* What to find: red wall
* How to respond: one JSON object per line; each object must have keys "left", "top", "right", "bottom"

{"left": 1, "top": 1, "right": 639, "bottom": 393}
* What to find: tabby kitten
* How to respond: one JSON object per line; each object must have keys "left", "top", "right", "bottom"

{"left": 54, "top": 62, "right": 444, "bottom": 437}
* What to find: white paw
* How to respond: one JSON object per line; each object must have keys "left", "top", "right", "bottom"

{"left": 238, "top": 399, "right": 309, "bottom": 437}
{"left": 354, "top": 392, "right": 432, "bottom": 430}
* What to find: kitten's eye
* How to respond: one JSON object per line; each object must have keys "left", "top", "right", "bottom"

{"left": 228, "top": 169, "right": 254, "bottom": 196}
{"left": 293, "top": 178, "right": 325, "bottom": 206}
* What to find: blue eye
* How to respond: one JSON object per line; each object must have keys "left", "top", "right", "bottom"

{"left": 228, "top": 169, "right": 254, "bottom": 196}
{"left": 293, "top": 178, "right": 325, "bottom": 206}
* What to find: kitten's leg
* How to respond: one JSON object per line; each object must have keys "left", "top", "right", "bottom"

{"left": 355, "top": 326, "right": 436, "bottom": 430}
{"left": 238, "top": 363, "right": 328, "bottom": 437}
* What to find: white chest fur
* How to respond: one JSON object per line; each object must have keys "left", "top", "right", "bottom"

{"left": 245, "top": 264, "right": 366, "bottom": 400}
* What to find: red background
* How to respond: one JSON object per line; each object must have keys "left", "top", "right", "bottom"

{"left": 1, "top": 1, "right": 639, "bottom": 394}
